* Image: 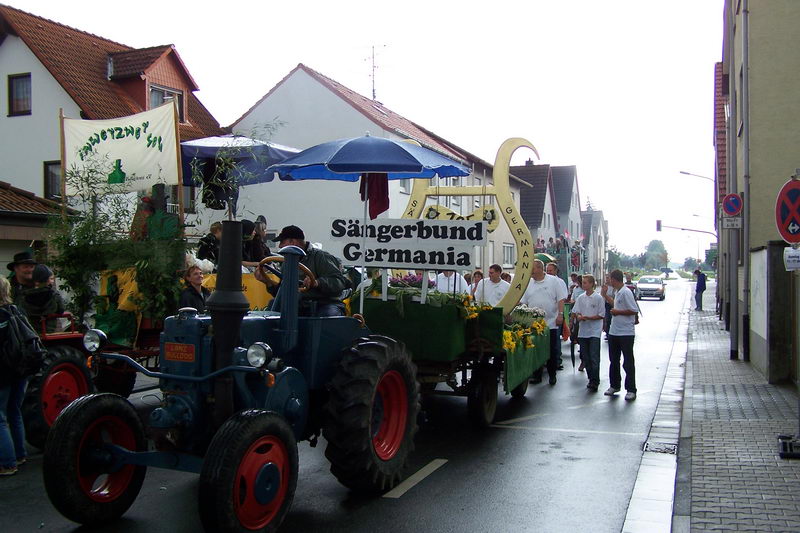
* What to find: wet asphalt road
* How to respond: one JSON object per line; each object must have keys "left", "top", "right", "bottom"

{"left": 0, "top": 279, "right": 691, "bottom": 533}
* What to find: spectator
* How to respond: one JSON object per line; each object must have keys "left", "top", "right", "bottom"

{"left": 546, "top": 262, "right": 569, "bottom": 369}
{"left": 6, "top": 251, "right": 36, "bottom": 306}
{"left": 240, "top": 219, "right": 256, "bottom": 264}
{"left": 500, "top": 272, "right": 512, "bottom": 283}
{"left": 600, "top": 273, "right": 616, "bottom": 339}
{"left": 603, "top": 269, "right": 638, "bottom": 400}
{"left": 469, "top": 270, "right": 484, "bottom": 299}
{"left": 693, "top": 269, "right": 707, "bottom": 311}
{"left": 19, "top": 265, "right": 66, "bottom": 333}
{"left": 197, "top": 222, "right": 222, "bottom": 265}
{"left": 0, "top": 277, "right": 27, "bottom": 476}
{"left": 571, "top": 275, "right": 605, "bottom": 391}
{"left": 435, "top": 270, "right": 468, "bottom": 294}
{"left": 473, "top": 264, "right": 510, "bottom": 307}
{"left": 179, "top": 265, "right": 211, "bottom": 313}
{"left": 247, "top": 218, "right": 271, "bottom": 264}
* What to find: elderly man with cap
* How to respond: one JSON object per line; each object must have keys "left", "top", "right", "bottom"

{"left": 6, "top": 251, "right": 37, "bottom": 305}
{"left": 254, "top": 225, "right": 348, "bottom": 317}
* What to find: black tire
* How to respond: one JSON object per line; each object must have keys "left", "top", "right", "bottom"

{"left": 660, "top": 294, "right": 665, "bottom": 301}
{"left": 510, "top": 374, "right": 529, "bottom": 399}
{"left": 467, "top": 366, "right": 498, "bottom": 428}
{"left": 43, "top": 393, "right": 147, "bottom": 526}
{"left": 23, "top": 344, "right": 95, "bottom": 449}
{"left": 93, "top": 361, "right": 137, "bottom": 398}
{"left": 199, "top": 410, "right": 298, "bottom": 533}
{"left": 323, "top": 335, "right": 419, "bottom": 493}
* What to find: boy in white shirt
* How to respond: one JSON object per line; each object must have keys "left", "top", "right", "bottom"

{"left": 473, "top": 264, "right": 510, "bottom": 307}
{"left": 602, "top": 269, "right": 638, "bottom": 400}
{"left": 571, "top": 274, "right": 605, "bottom": 392}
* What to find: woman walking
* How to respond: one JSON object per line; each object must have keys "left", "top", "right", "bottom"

{"left": 0, "top": 277, "right": 28, "bottom": 476}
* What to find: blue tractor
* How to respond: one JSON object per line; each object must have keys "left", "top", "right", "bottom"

{"left": 42, "top": 220, "right": 419, "bottom": 532}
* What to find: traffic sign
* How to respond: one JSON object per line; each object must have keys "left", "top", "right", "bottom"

{"left": 723, "top": 217, "right": 742, "bottom": 229}
{"left": 722, "top": 193, "right": 743, "bottom": 216}
{"left": 775, "top": 179, "right": 800, "bottom": 244}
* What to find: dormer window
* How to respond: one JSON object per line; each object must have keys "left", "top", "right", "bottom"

{"left": 149, "top": 84, "right": 184, "bottom": 122}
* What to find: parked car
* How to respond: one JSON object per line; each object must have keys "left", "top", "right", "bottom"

{"left": 636, "top": 276, "right": 666, "bottom": 300}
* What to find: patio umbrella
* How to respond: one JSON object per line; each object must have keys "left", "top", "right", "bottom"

{"left": 266, "top": 134, "right": 470, "bottom": 311}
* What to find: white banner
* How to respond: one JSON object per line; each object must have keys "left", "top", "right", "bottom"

{"left": 63, "top": 103, "right": 179, "bottom": 194}
{"left": 328, "top": 218, "right": 487, "bottom": 269}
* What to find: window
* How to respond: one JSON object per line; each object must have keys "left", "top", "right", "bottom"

{"left": 474, "top": 177, "right": 481, "bottom": 208}
{"left": 8, "top": 73, "right": 31, "bottom": 115}
{"left": 399, "top": 179, "right": 411, "bottom": 194}
{"left": 44, "top": 161, "right": 61, "bottom": 200}
{"left": 502, "top": 243, "right": 515, "bottom": 267}
{"left": 451, "top": 177, "right": 461, "bottom": 209}
{"left": 150, "top": 84, "right": 184, "bottom": 122}
{"left": 170, "top": 185, "right": 196, "bottom": 214}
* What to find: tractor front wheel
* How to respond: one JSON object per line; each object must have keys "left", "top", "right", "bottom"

{"left": 23, "top": 344, "right": 95, "bottom": 449}
{"left": 324, "top": 335, "right": 419, "bottom": 493}
{"left": 199, "top": 410, "right": 298, "bottom": 533}
{"left": 43, "top": 393, "right": 147, "bottom": 526}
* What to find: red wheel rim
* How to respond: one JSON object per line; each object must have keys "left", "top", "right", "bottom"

{"left": 234, "top": 436, "right": 290, "bottom": 530}
{"left": 373, "top": 370, "right": 408, "bottom": 461}
{"left": 77, "top": 415, "right": 137, "bottom": 502}
{"left": 42, "top": 362, "right": 91, "bottom": 425}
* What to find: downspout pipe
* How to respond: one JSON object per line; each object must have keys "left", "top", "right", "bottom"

{"left": 727, "top": 4, "right": 739, "bottom": 360}
{"left": 742, "top": 0, "right": 751, "bottom": 361}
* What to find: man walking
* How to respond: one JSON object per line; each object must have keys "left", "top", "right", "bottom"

{"left": 474, "top": 264, "right": 510, "bottom": 307}
{"left": 571, "top": 275, "right": 605, "bottom": 391}
{"left": 693, "top": 269, "right": 707, "bottom": 311}
{"left": 520, "top": 259, "right": 567, "bottom": 385}
{"left": 603, "top": 269, "right": 637, "bottom": 400}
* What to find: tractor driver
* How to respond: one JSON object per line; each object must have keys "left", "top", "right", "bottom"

{"left": 254, "top": 225, "right": 348, "bottom": 317}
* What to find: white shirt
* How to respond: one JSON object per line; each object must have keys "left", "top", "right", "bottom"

{"left": 435, "top": 272, "right": 468, "bottom": 294}
{"left": 572, "top": 291, "right": 605, "bottom": 338}
{"left": 474, "top": 278, "right": 510, "bottom": 307}
{"left": 519, "top": 274, "right": 567, "bottom": 329}
{"left": 571, "top": 285, "right": 585, "bottom": 302}
{"left": 609, "top": 285, "right": 637, "bottom": 336}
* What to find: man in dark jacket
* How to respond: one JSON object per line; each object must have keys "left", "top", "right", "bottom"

{"left": 693, "top": 269, "right": 707, "bottom": 311}
{"left": 20, "top": 264, "right": 65, "bottom": 333}
{"left": 255, "top": 225, "right": 348, "bottom": 317}
{"left": 6, "top": 250, "right": 36, "bottom": 306}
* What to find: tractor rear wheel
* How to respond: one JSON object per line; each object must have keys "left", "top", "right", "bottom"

{"left": 23, "top": 344, "right": 95, "bottom": 449}
{"left": 467, "top": 365, "right": 498, "bottom": 428}
{"left": 199, "top": 410, "right": 298, "bottom": 533}
{"left": 324, "top": 335, "right": 419, "bottom": 493}
{"left": 43, "top": 393, "right": 147, "bottom": 526}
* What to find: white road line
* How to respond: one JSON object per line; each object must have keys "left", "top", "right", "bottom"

{"left": 382, "top": 458, "right": 448, "bottom": 499}
{"left": 495, "top": 412, "right": 552, "bottom": 425}
{"left": 497, "top": 389, "right": 654, "bottom": 423}
{"left": 491, "top": 424, "right": 643, "bottom": 437}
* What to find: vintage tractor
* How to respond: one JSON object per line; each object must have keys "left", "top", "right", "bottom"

{"left": 43, "top": 220, "right": 420, "bottom": 532}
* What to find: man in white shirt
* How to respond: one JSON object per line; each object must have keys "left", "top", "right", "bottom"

{"left": 473, "top": 264, "right": 510, "bottom": 307}
{"left": 520, "top": 259, "right": 567, "bottom": 385}
{"left": 603, "top": 269, "right": 638, "bottom": 400}
{"left": 571, "top": 274, "right": 605, "bottom": 391}
{"left": 546, "top": 262, "right": 569, "bottom": 369}
{"left": 435, "top": 270, "right": 468, "bottom": 294}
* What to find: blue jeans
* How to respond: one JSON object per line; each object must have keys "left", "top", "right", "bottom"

{"left": 578, "top": 337, "right": 601, "bottom": 386}
{"left": 695, "top": 290, "right": 704, "bottom": 310}
{"left": 0, "top": 377, "right": 28, "bottom": 468}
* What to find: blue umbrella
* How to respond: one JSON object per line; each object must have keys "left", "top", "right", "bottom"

{"left": 181, "top": 135, "right": 299, "bottom": 186}
{"left": 266, "top": 135, "right": 470, "bottom": 181}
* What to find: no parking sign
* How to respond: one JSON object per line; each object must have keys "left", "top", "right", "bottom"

{"left": 775, "top": 179, "right": 800, "bottom": 244}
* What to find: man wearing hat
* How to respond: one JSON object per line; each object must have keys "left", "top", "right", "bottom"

{"left": 254, "top": 225, "right": 348, "bottom": 317}
{"left": 6, "top": 250, "right": 37, "bottom": 305}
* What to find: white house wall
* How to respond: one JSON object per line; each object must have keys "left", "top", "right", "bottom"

{"left": 0, "top": 34, "right": 81, "bottom": 195}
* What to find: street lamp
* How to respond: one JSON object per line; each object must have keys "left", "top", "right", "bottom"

{"left": 679, "top": 170, "right": 714, "bottom": 182}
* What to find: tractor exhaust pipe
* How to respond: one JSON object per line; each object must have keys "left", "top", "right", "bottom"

{"left": 205, "top": 220, "right": 250, "bottom": 429}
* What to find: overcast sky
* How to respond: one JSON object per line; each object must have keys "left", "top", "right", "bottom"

{"left": 13, "top": 0, "right": 723, "bottom": 262}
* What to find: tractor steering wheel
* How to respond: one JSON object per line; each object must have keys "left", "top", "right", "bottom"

{"left": 258, "top": 255, "right": 317, "bottom": 293}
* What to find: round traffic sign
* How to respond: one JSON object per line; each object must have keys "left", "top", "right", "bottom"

{"left": 722, "top": 193, "right": 743, "bottom": 216}
{"left": 775, "top": 179, "right": 800, "bottom": 244}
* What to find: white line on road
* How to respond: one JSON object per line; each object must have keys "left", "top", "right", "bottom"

{"left": 491, "top": 424, "right": 643, "bottom": 437}
{"left": 496, "top": 389, "right": 654, "bottom": 424}
{"left": 382, "top": 458, "right": 448, "bottom": 499}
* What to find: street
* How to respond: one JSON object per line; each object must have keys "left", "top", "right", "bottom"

{"left": 0, "top": 279, "right": 693, "bottom": 533}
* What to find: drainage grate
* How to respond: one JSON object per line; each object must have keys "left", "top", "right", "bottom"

{"left": 643, "top": 441, "right": 678, "bottom": 454}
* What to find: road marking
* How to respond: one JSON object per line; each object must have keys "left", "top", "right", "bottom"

{"left": 496, "top": 390, "right": 654, "bottom": 424}
{"left": 491, "top": 424, "right": 643, "bottom": 437}
{"left": 495, "top": 412, "right": 552, "bottom": 425}
{"left": 566, "top": 389, "right": 653, "bottom": 410}
{"left": 382, "top": 458, "right": 448, "bottom": 499}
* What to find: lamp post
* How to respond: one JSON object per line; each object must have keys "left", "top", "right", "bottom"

{"left": 679, "top": 170, "right": 714, "bottom": 182}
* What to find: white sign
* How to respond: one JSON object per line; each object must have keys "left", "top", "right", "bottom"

{"left": 784, "top": 247, "right": 800, "bottom": 271}
{"left": 328, "top": 218, "right": 487, "bottom": 269}
{"left": 63, "top": 103, "right": 179, "bottom": 194}
{"left": 723, "top": 217, "right": 742, "bottom": 229}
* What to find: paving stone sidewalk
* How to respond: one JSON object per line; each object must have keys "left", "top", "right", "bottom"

{"left": 674, "top": 283, "right": 800, "bottom": 532}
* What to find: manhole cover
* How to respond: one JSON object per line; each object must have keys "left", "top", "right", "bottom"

{"left": 643, "top": 441, "right": 678, "bottom": 454}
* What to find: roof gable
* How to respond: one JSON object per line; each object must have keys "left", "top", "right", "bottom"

{"left": 551, "top": 165, "right": 579, "bottom": 214}
{"left": 511, "top": 163, "right": 551, "bottom": 227}
{"left": 0, "top": 4, "right": 220, "bottom": 140}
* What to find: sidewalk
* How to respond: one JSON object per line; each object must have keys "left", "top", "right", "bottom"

{"left": 674, "top": 284, "right": 800, "bottom": 532}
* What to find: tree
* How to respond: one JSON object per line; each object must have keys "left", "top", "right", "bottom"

{"left": 684, "top": 257, "right": 699, "bottom": 270}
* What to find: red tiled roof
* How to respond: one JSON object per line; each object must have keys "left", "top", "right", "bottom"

{"left": 0, "top": 4, "right": 220, "bottom": 140}
{"left": 109, "top": 45, "right": 170, "bottom": 78}
{"left": 232, "top": 63, "right": 467, "bottom": 162}
{"left": 0, "top": 180, "right": 72, "bottom": 217}
{"left": 713, "top": 62, "right": 727, "bottom": 205}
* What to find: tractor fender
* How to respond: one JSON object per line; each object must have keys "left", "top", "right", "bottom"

{"left": 264, "top": 367, "right": 308, "bottom": 441}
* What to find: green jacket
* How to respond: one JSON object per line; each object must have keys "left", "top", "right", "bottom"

{"left": 300, "top": 245, "right": 348, "bottom": 302}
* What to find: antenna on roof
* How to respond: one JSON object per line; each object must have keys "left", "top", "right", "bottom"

{"left": 366, "top": 45, "right": 386, "bottom": 101}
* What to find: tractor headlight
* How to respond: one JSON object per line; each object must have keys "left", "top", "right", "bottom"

{"left": 83, "top": 329, "right": 108, "bottom": 353}
{"left": 246, "top": 342, "right": 273, "bottom": 368}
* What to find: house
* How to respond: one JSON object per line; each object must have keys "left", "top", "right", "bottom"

{"left": 511, "top": 161, "right": 560, "bottom": 243}
{"left": 580, "top": 207, "right": 607, "bottom": 280}
{"left": 225, "top": 63, "right": 531, "bottom": 273}
{"left": 550, "top": 165, "right": 583, "bottom": 245}
{"left": 0, "top": 4, "right": 224, "bottom": 270}
{"left": 717, "top": 2, "right": 800, "bottom": 383}
{"left": 0, "top": 180, "right": 71, "bottom": 263}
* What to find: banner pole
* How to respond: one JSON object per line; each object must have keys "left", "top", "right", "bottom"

{"left": 172, "top": 100, "right": 185, "bottom": 234}
{"left": 59, "top": 108, "right": 67, "bottom": 220}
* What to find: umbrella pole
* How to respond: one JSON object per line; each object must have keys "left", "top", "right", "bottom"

{"left": 359, "top": 179, "right": 368, "bottom": 314}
